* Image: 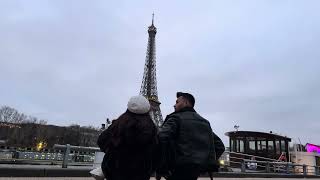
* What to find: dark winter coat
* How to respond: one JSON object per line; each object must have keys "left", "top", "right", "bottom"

{"left": 97, "top": 110, "right": 158, "bottom": 180}
{"left": 158, "top": 107, "right": 225, "bottom": 173}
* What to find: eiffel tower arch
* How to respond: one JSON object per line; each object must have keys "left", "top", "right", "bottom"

{"left": 140, "top": 14, "right": 163, "bottom": 127}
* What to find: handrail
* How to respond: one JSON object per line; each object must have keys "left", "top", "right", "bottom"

{"left": 228, "top": 151, "right": 279, "bottom": 162}
{"left": 53, "top": 144, "right": 100, "bottom": 152}
{"left": 53, "top": 144, "right": 100, "bottom": 168}
{"left": 240, "top": 158, "right": 320, "bottom": 176}
{"left": 225, "top": 151, "right": 320, "bottom": 176}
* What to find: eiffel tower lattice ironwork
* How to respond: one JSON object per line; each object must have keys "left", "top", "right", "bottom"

{"left": 140, "top": 14, "right": 163, "bottom": 127}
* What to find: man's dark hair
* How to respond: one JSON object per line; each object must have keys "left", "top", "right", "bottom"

{"left": 177, "top": 92, "right": 195, "bottom": 107}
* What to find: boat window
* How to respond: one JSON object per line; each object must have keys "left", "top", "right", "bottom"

{"left": 316, "top": 156, "right": 320, "bottom": 166}
{"left": 276, "top": 140, "right": 281, "bottom": 154}
{"left": 257, "top": 140, "right": 267, "bottom": 152}
{"left": 249, "top": 140, "right": 256, "bottom": 153}
{"left": 281, "top": 140, "right": 286, "bottom": 152}
{"left": 231, "top": 139, "right": 234, "bottom": 152}
{"left": 257, "top": 141, "right": 261, "bottom": 150}
{"left": 239, "top": 140, "right": 244, "bottom": 153}
{"left": 268, "top": 140, "right": 274, "bottom": 153}
{"left": 235, "top": 139, "right": 239, "bottom": 152}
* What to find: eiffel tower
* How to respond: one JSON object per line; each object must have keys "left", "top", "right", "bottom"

{"left": 140, "top": 14, "right": 163, "bottom": 127}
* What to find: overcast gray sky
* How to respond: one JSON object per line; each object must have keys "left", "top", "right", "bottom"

{"left": 1, "top": 0, "right": 319, "bottom": 145}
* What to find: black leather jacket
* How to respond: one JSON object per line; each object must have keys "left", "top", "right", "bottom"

{"left": 159, "top": 107, "right": 223, "bottom": 170}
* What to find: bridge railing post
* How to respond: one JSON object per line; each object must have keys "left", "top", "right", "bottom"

{"left": 62, "top": 144, "right": 70, "bottom": 168}
{"left": 286, "top": 162, "right": 290, "bottom": 174}
{"left": 315, "top": 166, "right": 319, "bottom": 176}
{"left": 303, "top": 164, "right": 307, "bottom": 176}
{"left": 241, "top": 160, "right": 246, "bottom": 173}
{"left": 265, "top": 161, "right": 270, "bottom": 173}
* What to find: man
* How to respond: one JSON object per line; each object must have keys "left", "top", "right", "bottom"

{"left": 158, "top": 92, "right": 224, "bottom": 180}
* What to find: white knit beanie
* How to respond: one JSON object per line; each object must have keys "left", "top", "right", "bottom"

{"left": 127, "top": 95, "right": 150, "bottom": 114}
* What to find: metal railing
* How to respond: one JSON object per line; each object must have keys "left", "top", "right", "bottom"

{"left": 221, "top": 151, "right": 320, "bottom": 177}
{"left": 239, "top": 159, "right": 320, "bottom": 176}
{"left": 229, "top": 151, "right": 280, "bottom": 162}
{"left": 53, "top": 144, "right": 100, "bottom": 168}
{"left": 227, "top": 151, "right": 281, "bottom": 169}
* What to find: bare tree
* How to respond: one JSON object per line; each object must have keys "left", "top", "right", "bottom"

{"left": 0, "top": 106, "right": 101, "bottom": 148}
{"left": 26, "top": 116, "right": 38, "bottom": 124}
{"left": 16, "top": 113, "right": 28, "bottom": 124}
{"left": 0, "top": 106, "right": 19, "bottom": 123}
{"left": 39, "top": 119, "right": 47, "bottom": 125}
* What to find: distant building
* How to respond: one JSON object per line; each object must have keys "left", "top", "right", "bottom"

{"left": 291, "top": 143, "right": 320, "bottom": 174}
{"left": 0, "top": 122, "right": 99, "bottom": 149}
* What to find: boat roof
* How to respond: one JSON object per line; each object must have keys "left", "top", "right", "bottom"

{"left": 225, "top": 130, "right": 291, "bottom": 141}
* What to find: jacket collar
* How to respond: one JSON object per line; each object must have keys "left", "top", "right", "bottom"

{"left": 166, "top": 107, "right": 196, "bottom": 117}
{"left": 176, "top": 107, "right": 196, "bottom": 113}
{"left": 162, "top": 107, "right": 196, "bottom": 125}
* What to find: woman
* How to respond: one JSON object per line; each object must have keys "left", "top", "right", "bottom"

{"left": 97, "top": 95, "right": 158, "bottom": 180}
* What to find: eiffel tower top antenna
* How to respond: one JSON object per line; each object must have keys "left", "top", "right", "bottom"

{"left": 152, "top": 13, "right": 154, "bottom": 25}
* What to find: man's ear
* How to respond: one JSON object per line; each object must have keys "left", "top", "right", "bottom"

{"left": 185, "top": 100, "right": 190, "bottom": 107}
{"left": 183, "top": 98, "right": 188, "bottom": 105}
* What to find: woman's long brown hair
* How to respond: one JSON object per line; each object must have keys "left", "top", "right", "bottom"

{"left": 110, "top": 110, "right": 158, "bottom": 149}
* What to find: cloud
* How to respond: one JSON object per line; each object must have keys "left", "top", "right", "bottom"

{"left": 0, "top": 0, "right": 320, "bottom": 145}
